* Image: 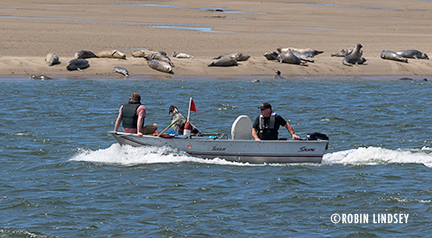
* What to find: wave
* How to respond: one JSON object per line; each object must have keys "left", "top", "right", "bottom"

{"left": 323, "top": 146, "right": 432, "bottom": 167}
{"left": 70, "top": 144, "right": 432, "bottom": 167}
{"left": 70, "top": 144, "right": 256, "bottom": 166}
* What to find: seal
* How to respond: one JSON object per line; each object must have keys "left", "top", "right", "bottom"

{"left": 303, "top": 51, "right": 315, "bottom": 57}
{"left": 396, "top": 50, "right": 429, "bottom": 59}
{"left": 331, "top": 45, "right": 364, "bottom": 57}
{"left": 131, "top": 50, "right": 157, "bottom": 58}
{"left": 45, "top": 53, "right": 60, "bottom": 66}
{"left": 96, "top": 50, "right": 126, "bottom": 59}
{"left": 214, "top": 53, "right": 242, "bottom": 60}
{"left": 399, "top": 77, "right": 428, "bottom": 81}
{"left": 172, "top": 52, "right": 194, "bottom": 59}
{"left": 277, "top": 51, "right": 306, "bottom": 66}
{"left": 208, "top": 57, "right": 238, "bottom": 67}
{"left": 30, "top": 74, "right": 52, "bottom": 80}
{"left": 277, "top": 47, "right": 324, "bottom": 55}
{"left": 66, "top": 59, "right": 89, "bottom": 71}
{"left": 147, "top": 59, "right": 173, "bottom": 74}
{"left": 331, "top": 49, "right": 346, "bottom": 57}
{"left": 113, "top": 67, "right": 130, "bottom": 77}
{"left": 380, "top": 50, "right": 408, "bottom": 63}
{"left": 291, "top": 50, "right": 314, "bottom": 62}
{"left": 263, "top": 51, "right": 279, "bottom": 60}
{"left": 144, "top": 53, "right": 174, "bottom": 67}
{"left": 274, "top": 70, "right": 285, "bottom": 79}
{"left": 342, "top": 55, "right": 367, "bottom": 66}
{"left": 213, "top": 52, "right": 250, "bottom": 61}
{"left": 350, "top": 43, "right": 363, "bottom": 57}
{"left": 74, "top": 50, "right": 97, "bottom": 59}
{"left": 237, "top": 54, "right": 250, "bottom": 61}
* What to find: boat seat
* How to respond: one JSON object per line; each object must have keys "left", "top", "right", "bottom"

{"left": 231, "top": 115, "right": 253, "bottom": 140}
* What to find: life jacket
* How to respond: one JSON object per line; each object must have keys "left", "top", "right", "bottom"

{"left": 121, "top": 101, "right": 143, "bottom": 128}
{"left": 259, "top": 112, "right": 276, "bottom": 130}
{"left": 258, "top": 112, "right": 278, "bottom": 140}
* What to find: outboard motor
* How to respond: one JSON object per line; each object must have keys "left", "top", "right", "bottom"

{"left": 306, "top": 132, "right": 329, "bottom": 149}
{"left": 306, "top": 132, "right": 329, "bottom": 141}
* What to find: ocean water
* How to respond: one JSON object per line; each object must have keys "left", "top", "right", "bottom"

{"left": 0, "top": 76, "right": 431, "bottom": 237}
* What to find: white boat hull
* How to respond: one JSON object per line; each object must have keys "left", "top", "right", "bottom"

{"left": 109, "top": 131, "right": 328, "bottom": 164}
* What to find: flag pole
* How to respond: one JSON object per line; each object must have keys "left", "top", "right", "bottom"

{"left": 187, "top": 97, "right": 192, "bottom": 122}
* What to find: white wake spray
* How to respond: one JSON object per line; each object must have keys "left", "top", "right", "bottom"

{"left": 323, "top": 146, "right": 432, "bottom": 167}
{"left": 70, "top": 144, "right": 432, "bottom": 167}
{"left": 70, "top": 143, "right": 258, "bottom": 166}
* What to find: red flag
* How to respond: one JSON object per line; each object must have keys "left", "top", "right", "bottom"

{"left": 190, "top": 99, "right": 198, "bottom": 114}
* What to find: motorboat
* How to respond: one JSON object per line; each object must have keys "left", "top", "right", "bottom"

{"left": 109, "top": 115, "right": 329, "bottom": 164}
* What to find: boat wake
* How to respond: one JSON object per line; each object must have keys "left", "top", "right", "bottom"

{"left": 323, "top": 146, "right": 432, "bottom": 167}
{"left": 70, "top": 143, "right": 258, "bottom": 166}
{"left": 70, "top": 144, "right": 432, "bottom": 167}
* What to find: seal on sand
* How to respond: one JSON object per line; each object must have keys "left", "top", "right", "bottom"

{"left": 172, "top": 52, "right": 194, "bottom": 59}
{"left": 277, "top": 51, "right": 306, "bottom": 66}
{"left": 213, "top": 52, "right": 250, "bottom": 61}
{"left": 113, "top": 67, "right": 130, "bottom": 77}
{"left": 74, "top": 50, "right": 97, "bottom": 59}
{"left": 331, "top": 49, "right": 347, "bottom": 57}
{"left": 66, "top": 59, "right": 89, "bottom": 71}
{"left": 342, "top": 55, "right": 366, "bottom": 66}
{"left": 96, "top": 50, "right": 126, "bottom": 59}
{"left": 214, "top": 53, "right": 242, "bottom": 60}
{"left": 30, "top": 74, "right": 52, "bottom": 80}
{"left": 236, "top": 54, "right": 250, "bottom": 61}
{"left": 277, "top": 47, "right": 323, "bottom": 56}
{"left": 349, "top": 43, "right": 363, "bottom": 57}
{"left": 396, "top": 50, "right": 429, "bottom": 60}
{"left": 45, "top": 53, "right": 60, "bottom": 66}
{"left": 264, "top": 51, "right": 279, "bottom": 60}
{"left": 144, "top": 53, "right": 174, "bottom": 67}
{"left": 291, "top": 50, "right": 314, "bottom": 63}
{"left": 148, "top": 59, "right": 173, "bottom": 74}
{"left": 332, "top": 44, "right": 364, "bottom": 57}
{"left": 208, "top": 57, "right": 238, "bottom": 67}
{"left": 132, "top": 50, "right": 160, "bottom": 58}
{"left": 380, "top": 50, "right": 408, "bottom": 63}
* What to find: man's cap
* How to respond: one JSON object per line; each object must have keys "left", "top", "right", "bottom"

{"left": 258, "top": 102, "right": 272, "bottom": 110}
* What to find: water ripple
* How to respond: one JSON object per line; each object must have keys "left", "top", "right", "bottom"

{"left": 1, "top": 77, "right": 431, "bottom": 236}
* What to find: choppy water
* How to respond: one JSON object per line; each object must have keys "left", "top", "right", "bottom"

{"left": 1, "top": 76, "right": 431, "bottom": 237}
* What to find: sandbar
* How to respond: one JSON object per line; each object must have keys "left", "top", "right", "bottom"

{"left": 1, "top": 0, "right": 431, "bottom": 78}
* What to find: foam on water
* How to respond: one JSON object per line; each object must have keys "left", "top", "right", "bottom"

{"left": 70, "top": 144, "right": 258, "bottom": 166}
{"left": 70, "top": 144, "right": 432, "bottom": 168}
{"left": 323, "top": 146, "right": 432, "bottom": 167}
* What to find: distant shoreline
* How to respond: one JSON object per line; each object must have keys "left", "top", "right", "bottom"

{"left": 1, "top": 56, "right": 431, "bottom": 79}
{"left": 1, "top": 0, "right": 432, "bottom": 78}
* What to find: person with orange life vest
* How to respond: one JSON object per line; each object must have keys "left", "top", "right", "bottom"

{"left": 252, "top": 102, "right": 301, "bottom": 141}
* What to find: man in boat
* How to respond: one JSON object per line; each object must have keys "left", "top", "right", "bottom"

{"left": 114, "top": 93, "right": 157, "bottom": 137}
{"left": 252, "top": 102, "right": 301, "bottom": 141}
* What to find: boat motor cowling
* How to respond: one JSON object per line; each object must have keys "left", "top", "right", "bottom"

{"left": 306, "top": 132, "right": 329, "bottom": 141}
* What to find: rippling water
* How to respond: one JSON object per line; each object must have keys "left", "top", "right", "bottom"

{"left": 1, "top": 76, "right": 431, "bottom": 237}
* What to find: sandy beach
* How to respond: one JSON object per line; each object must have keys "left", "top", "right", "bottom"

{"left": 1, "top": 0, "right": 432, "bottom": 78}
